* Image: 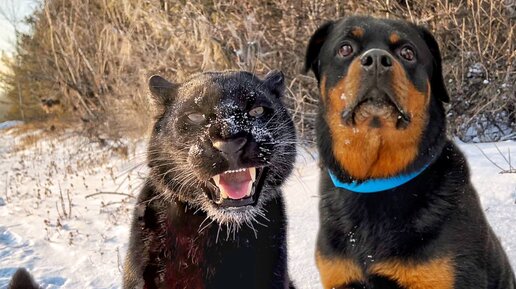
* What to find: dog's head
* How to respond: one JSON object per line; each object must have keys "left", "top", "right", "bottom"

{"left": 305, "top": 16, "right": 448, "bottom": 181}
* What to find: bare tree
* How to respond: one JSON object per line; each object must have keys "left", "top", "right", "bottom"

{"left": 0, "top": 0, "right": 30, "bottom": 121}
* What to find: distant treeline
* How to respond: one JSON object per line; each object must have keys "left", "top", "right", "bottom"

{"left": 1, "top": 0, "right": 514, "bottom": 141}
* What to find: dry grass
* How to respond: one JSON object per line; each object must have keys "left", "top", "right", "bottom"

{"left": 1, "top": 0, "right": 514, "bottom": 142}
{"left": 7, "top": 118, "right": 80, "bottom": 152}
{"left": 6, "top": 117, "right": 73, "bottom": 135}
{"left": 11, "top": 134, "right": 42, "bottom": 152}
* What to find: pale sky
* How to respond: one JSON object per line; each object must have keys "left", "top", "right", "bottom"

{"left": 0, "top": 0, "right": 40, "bottom": 55}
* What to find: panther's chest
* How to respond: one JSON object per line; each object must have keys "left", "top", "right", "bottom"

{"left": 146, "top": 213, "right": 209, "bottom": 289}
{"left": 162, "top": 233, "right": 207, "bottom": 289}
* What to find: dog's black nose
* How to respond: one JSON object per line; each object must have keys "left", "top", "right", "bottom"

{"left": 360, "top": 49, "right": 393, "bottom": 75}
{"left": 213, "top": 137, "right": 247, "bottom": 155}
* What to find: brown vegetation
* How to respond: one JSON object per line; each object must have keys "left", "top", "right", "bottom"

{"left": 0, "top": 0, "right": 514, "bottom": 142}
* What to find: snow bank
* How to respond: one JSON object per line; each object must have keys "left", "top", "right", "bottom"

{"left": 0, "top": 130, "right": 514, "bottom": 288}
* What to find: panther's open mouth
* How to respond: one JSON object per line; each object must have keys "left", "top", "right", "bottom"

{"left": 208, "top": 167, "right": 267, "bottom": 208}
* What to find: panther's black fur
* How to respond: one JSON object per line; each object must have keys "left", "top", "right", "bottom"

{"left": 123, "top": 70, "right": 297, "bottom": 289}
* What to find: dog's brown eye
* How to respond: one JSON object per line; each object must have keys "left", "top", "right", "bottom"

{"left": 338, "top": 44, "right": 353, "bottom": 57}
{"left": 400, "top": 46, "right": 415, "bottom": 61}
{"left": 249, "top": 106, "right": 265, "bottom": 117}
{"left": 187, "top": 112, "right": 205, "bottom": 124}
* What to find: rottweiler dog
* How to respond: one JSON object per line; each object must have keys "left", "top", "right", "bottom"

{"left": 304, "top": 16, "right": 515, "bottom": 289}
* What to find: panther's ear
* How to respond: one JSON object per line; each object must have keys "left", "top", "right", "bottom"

{"left": 148, "top": 75, "right": 178, "bottom": 106}
{"left": 418, "top": 26, "right": 450, "bottom": 103}
{"left": 304, "top": 21, "right": 334, "bottom": 80}
{"left": 263, "top": 70, "right": 285, "bottom": 98}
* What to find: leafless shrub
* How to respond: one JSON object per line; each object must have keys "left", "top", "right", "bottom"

{"left": 477, "top": 144, "right": 516, "bottom": 174}
{"left": 1, "top": 0, "right": 513, "bottom": 142}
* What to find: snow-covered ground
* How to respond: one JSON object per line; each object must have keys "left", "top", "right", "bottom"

{"left": 0, "top": 127, "right": 514, "bottom": 288}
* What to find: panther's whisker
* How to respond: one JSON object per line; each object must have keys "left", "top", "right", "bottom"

{"left": 198, "top": 217, "right": 215, "bottom": 233}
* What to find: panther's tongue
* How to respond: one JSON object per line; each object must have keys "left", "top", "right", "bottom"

{"left": 212, "top": 168, "right": 256, "bottom": 200}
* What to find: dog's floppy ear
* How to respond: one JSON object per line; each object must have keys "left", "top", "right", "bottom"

{"left": 263, "top": 70, "right": 285, "bottom": 98}
{"left": 148, "top": 75, "right": 178, "bottom": 107}
{"left": 418, "top": 26, "right": 450, "bottom": 103}
{"left": 304, "top": 21, "right": 334, "bottom": 80}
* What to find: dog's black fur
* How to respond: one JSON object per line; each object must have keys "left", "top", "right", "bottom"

{"left": 123, "top": 71, "right": 297, "bottom": 289}
{"left": 305, "top": 16, "right": 515, "bottom": 289}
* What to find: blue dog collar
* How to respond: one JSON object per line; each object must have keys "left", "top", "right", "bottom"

{"left": 328, "top": 163, "right": 430, "bottom": 193}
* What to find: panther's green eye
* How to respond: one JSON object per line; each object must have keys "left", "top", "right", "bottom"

{"left": 249, "top": 106, "right": 265, "bottom": 117}
{"left": 187, "top": 112, "right": 205, "bottom": 124}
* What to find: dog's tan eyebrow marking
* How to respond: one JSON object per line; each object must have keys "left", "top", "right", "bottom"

{"left": 350, "top": 27, "right": 365, "bottom": 38}
{"left": 389, "top": 32, "right": 400, "bottom": 44}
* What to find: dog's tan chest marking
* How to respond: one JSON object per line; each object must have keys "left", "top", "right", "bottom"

{"left": 316, "top": 252, "right": 364, "bottom": 288}
{"left": 316, "top": 252, "right": 455, "bottom": 289}
{"left": 325, "top": 58, "right": 429, "bottom": 180}
{"left": 370, "top": 257, "right": 455, "bottom": 289}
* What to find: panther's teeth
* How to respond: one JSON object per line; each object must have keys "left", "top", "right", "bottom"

{"left": 219, "top": 167, "right": 256, "bottom": 178}
{"left": 224, "top": 168, "right": 248, "bottom": 174}
{"left": 212, "top": 174, "right": 220, "bottom": 186}
{"left": 250, "top": 167, "right": 256, "bottom": 182}
{"left": 212, "top": 174, "right": 227, "bottom": 199}
{"left": 220, "top": 189, "right": 228, "bottom": 199}
{"left": 247, "top": 181, "right": 253, "bottom": 197}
